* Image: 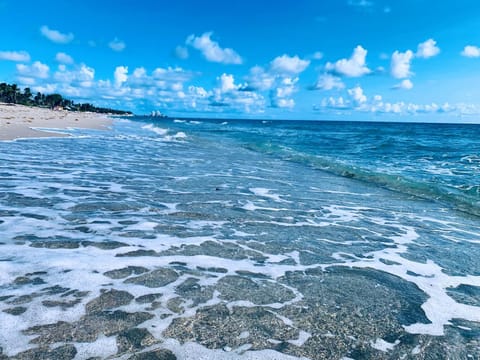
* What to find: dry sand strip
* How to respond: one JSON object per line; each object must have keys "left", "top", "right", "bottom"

{"left": 0, "top": 103, "right": 113, "bottom": 141}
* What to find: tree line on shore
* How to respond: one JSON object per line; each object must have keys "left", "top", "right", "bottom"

{"left": 0, "top": 82, "right": 132, "bottom": 115}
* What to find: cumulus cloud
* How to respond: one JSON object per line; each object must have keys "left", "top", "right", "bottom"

{"left": 243, "top": 55, "right": 307, "bottom": 109}
{"left": 152, "top": 66, "right": 195, "bottom": 83}
{"left": 270, "top": 77, "right": 298, "bottom": 108}
{"left": 310, "top": 74, "right": 345, "bottom": 90}
{"left": 197, "top": 73, "right": 266, "bottom": 113}
{"left": 174, "top": 46, "right": 189, "bottom": 59}
{"left": 0, "top": 51, "right": 30, "bottom": 62}
{"left": 348, "top": 86, "right": 367, "bottom": 105}
{"left": 56, "top": 52, "right": 74, "bottom": 64}
{"left": 390, "top": 50, "right": 413, "bottom": 78}
{"left": 16, "top": 61, "right": 50, "bottom": 79}
{"left": 320, "top": 96, "right": 348, "bottom": 109}
{"left": 54, "top": 63, "right": 95, "bottom": 88}
{"left": 114, "top": 66, "right": 128, "bottom": 87}
{"left": 270, "top": 54, "right": 310, "bottom": 75}
{"left": 416, "top": 39, "right": 440, "bottom": 58}
{"left": 244, "top": 66, "right": 276, "bottom": 91}
{"left": 40, "top": 25, "right": 74, "bottom": 44}
{"left": 217, "top": 73, "right": 239, "bottom": 93}
{"left": 393, "top": 79, "right": 413, "bottom": 90}
{"left": 312, "top": 51, "right": 324, "bottom": 60}
{"left": 461, "top": 45, "right": 480, "bottom": 58}
{"left": 109, "top": 38, "right": 126, "bottom": 52}
{"left": 186, "top": 32, "right": 242, "bottom": 64}
{"left": 325, "top": 45, "right": 371, "bottom": 77}
{"left": 315, "top": 86, "right": 480, "bottom": 116}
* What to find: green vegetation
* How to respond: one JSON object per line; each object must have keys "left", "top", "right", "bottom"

{"left": 0, "top": 82, "right": 132, "bottom": 115}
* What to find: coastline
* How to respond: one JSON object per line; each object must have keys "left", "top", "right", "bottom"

{"left": 0, "top": 103, "right": 113, "bottom": 141}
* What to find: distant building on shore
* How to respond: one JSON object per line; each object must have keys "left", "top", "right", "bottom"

{"left": 150, "top": 110, "right": 168, "bottom": 118}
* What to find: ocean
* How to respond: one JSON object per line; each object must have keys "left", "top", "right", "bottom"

{"left": 0, "top": 117, "right": 479, "bottom": 359}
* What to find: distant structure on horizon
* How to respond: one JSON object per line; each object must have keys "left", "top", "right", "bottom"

{"left": 150, "top": 110, "right": 168, "bottom": 118}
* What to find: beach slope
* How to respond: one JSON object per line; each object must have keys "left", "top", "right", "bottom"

{"left": 0, "top": 103, "right": 112, "bottom": 141}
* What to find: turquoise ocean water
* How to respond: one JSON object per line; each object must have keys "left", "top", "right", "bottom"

{"left": 0, "top": 117, "right": 479, "bottom": 359}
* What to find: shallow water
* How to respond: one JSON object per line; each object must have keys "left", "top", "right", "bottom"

{"left": 0, "top": 118, "right": 479, "bottom": 359}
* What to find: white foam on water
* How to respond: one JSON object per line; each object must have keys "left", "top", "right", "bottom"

{"left": 166, "top": 132, "right": 187, "bottom": 141}
{"left": 186, "top": 220, "right": 227, "bottom": 230}
{"left": 370, "top": 338, "right": 399, "bottom": 352}
{"left": 322, "top": 205, "right": 366, "bottom": 223}
{"left": 125, "top": 221, "right": 158, "bottom": 231}
{"left": 241, "top": 201, "right": 287, "bottom": 212}
{"left": 232, "top": 230, "right": 254, "bottom": 237}
{"left": 249, "top": 188, "right": 290, "bottom": 203}
{"left": 162, "top": 339, "right": 311, "bottom": 360}
{"left": 238, "top": 331, "right": 250, "bottom": 339}
{"left": 287, "top": 330, "right": 311, "bottom": 347}
{"left": 0, "top": 311, "right": 35, "bottom": 356}
{"left": 142, "top": 124, "right": 169, "bottom": 136}
{"left": 74, "top": 334, "right": 118, "bottom": 359}
{"left": 328, "top": 223, "right": 480, "bottom": 336}
{"left": 411, "top": 345, "right": 421, "bottom": 355}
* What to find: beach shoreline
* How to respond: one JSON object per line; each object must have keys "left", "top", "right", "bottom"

{"left": 0, "top": 103, "right": 113, "bottom": 141}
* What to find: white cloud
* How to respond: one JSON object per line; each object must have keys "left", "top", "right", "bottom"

{"left": 245, "top": 66, "right": 276, "bottom": 91}
{"left": 348, "top": 0, "right": 374, "bottom": 8}
{"left": 78, "top": 64, "right": 95, "bottom": 87}
{"left": 320, "top": 96, "right": 348, "bottom": 109}
{"left": 152, "top": 66, "right": 194, "bottom": 83}
{"left": 17, "top": 77, "right": 36, "bottom": 86}
{"left": 114, "top": 66, "right": 128, "bottom": 87}
{"left": 275, "top": 98, "right": 295, "bottom": 108}
{"left": 132, "top": 67, "right": 147, "bottom": 79}
{"left": 109, "top": 38, "right": 126, "bottom": 52}
{"left": 186, "top": 32, "right": 242, "bottom": 64}
{"left": 270, "top": 77, "right": 298, "bottom": 108}
{"left": 174, "top": 46, "right": 189, "bottom": 59}
{"left": 461, "top": 45, "right": 480, "bottom": 58}
{"left": 217, "top": 73, "right": 238, "bottom": 93}
{"left": 210, "top": 78, "right": 265, "bottom": 112}
{"left": 393, "top": 79, "right": 413, "bottom": 90}
{"left": 54, "top": 63, "right": 95, "bottom": 88}
{"left": 16, "top": 61, "right": 49, "bottom": 79}
{"left": 311, "top": 74, "right": 345, "bottom": 90}
{"left": 312, "top": 51, "right": 324, "bottom": 60}
{"left": 348, "top": 86, "right": 367, "bottom": 104}
{"left": 317, "top": 88, "right": 480, "bottom": 116}
{"left": 390, "top": 50, "right": 413, "bottom": 78}
{"left": 325, "top": 45, "right": 371, "bottom": 77}
{"left": 270, "top": 54, "right": 310, "bottom": 75}
{"left": 0, "top": 51, "right": 30, "bottom": 62}
{"left": 40, "top": 25, "right": 74, "bottom": 44}
{"left": 56, "top": 52, "right": 74, "bottom": 64}
{"left": 416, "top": 39, "right": 440, "bottom": 59}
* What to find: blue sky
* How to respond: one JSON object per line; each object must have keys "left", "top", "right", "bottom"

{"left": 1, "top": 0, "right": 480, "bottom": 121}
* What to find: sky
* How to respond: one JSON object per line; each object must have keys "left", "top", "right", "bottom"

{"left": 1, "top": 0, "right": 480, "bottom": 121}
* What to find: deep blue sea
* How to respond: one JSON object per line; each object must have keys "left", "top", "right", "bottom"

{"left": 0, "top": 117, "right": 479, "bottom": 359}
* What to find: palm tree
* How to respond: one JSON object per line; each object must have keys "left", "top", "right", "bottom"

{"left": 22, "top": 87, "right": 32, "bottom": 105}
{"left": 11, "top": 84, "right": 18, "bottom": 103}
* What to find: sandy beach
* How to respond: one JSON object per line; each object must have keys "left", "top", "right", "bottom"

{"left": 0, "top": 103, "right": 112, "bottom": 141}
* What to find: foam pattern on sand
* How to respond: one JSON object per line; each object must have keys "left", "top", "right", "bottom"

{"left": 0, "top": 118, "right": 479, "bottom": 359}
